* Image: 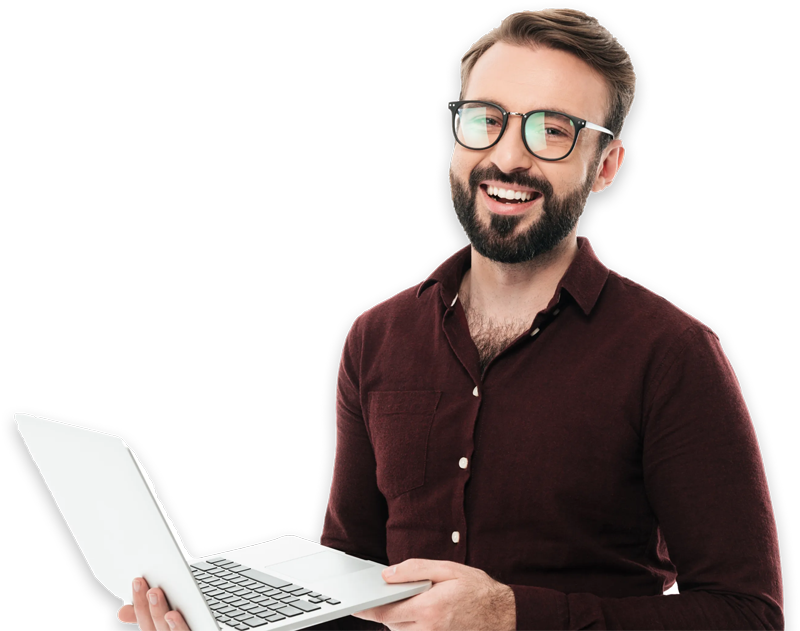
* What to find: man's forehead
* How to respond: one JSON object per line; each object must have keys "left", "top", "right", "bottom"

{"left": 464, "top": 42, "right": 609, "bottom": 121}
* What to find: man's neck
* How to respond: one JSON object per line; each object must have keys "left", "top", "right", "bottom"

{"left": 459, "top": 234, "right": 579, "bottom": 323}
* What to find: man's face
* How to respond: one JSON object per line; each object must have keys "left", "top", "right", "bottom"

{"left": 450, "top": 43, "right": 611, "bottom": 264}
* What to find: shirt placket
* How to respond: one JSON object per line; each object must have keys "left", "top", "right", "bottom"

{"left": 440, "top": 290, "right": 564, "bottom": 563}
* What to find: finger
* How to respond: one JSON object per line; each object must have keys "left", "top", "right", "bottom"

{"left": 118, "top": 604, "right": 136, "bottom": 624}
{"left": 353, "top": 590, "right": 430, "bottom": 624}
{"left": 132, "top": 578, "right": 156, "bottom": 631}
{"left": 163, "top": 610, "right": 191, "bottom": 630}
{"left": 352, "top": 607, "right": 379, "bottom": 622}
{"left": 146, "top": 587, "right": 173, "bottom": 631}
{"left": 382, "top": 558, "right": 462, "bottom": 584}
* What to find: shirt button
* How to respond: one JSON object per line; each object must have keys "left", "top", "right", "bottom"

{"left": 459, "top": 457, "right": 468, "bottom": 469}
{"left": 451, "top": 531, "right": 460, "bottom": 544}
{"left": 472, "top": 386, "right": 479, "bottom": 397}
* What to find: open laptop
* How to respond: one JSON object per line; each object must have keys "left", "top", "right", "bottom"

{"left": 17, "top": 413, "right": 430, "bottom": 631}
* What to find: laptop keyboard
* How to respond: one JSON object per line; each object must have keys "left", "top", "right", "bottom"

{"left": 190, "top": 557, "right": 341, "bottom": 629}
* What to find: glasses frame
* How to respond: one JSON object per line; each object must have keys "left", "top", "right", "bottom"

{"left": 448, "top": 100, "right": 614, "bottom": 162}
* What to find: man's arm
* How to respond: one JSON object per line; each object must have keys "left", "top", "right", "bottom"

{"left": 506, "top": 326, "right": 783, "bottom": 629}
{"left": 309, "top": 318, "right": 389, "bottom": 630}
{"left": 320, "top": 317, "right": 389, "bottom": 564}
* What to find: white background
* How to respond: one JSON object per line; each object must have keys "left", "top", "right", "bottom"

{"left": 0, "top": 0, "right": 800, "bottom": 448}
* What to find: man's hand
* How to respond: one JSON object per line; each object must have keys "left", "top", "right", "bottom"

{"left": 353, "top": 559, "right": 516, "bottom": 631}
{"left": 117, "top": 577, "right": 191, "bottom": 630}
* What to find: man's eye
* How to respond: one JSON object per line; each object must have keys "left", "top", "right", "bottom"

{"left": 545, "top": 126, "right": 568, "bottom": 137}
{"left": 465, "top": 116, "right": 501, "bottom": 127}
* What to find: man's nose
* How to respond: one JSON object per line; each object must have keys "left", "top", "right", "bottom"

{"left": 489, "top": 114, "right": 535, "bottom": 174}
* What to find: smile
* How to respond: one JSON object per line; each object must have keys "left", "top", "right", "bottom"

{"left": 482, "top": 185, "right": 540, "bottom": 203}
{"left": 479, "top": 184, "right": 542, "bottom": 216}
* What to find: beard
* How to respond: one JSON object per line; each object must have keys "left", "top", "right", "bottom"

{"left": 449, "top": 158, "right": 599, "bottom": 264}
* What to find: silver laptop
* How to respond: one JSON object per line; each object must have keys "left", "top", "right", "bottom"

{"left": 17, "top": 413, "right": 430, "bottom": 631}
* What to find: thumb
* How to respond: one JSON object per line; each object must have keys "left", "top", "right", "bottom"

{"left": 382, "top": 558, "right": 461, "bottom": 584}
{"left": 118, "top": 604, "right": 136, "bottom": 623}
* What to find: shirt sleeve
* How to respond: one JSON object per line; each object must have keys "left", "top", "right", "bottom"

{"left": 508, "top": 326, "right": 783, "bottom": 630}
{"left": 308, "top": 318, "right": 389, "bottom": 631}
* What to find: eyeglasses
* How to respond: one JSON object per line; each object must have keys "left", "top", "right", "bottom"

{"left": 448, "top": 100, "right": 614, "bottom": 161}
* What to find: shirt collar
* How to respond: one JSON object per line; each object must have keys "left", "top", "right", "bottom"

{"left": 417, "top": 236, "right": 609, "bottom": 316}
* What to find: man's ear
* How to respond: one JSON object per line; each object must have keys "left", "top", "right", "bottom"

{"left": 592, "top": 139, "right": 624, "bottom": 192}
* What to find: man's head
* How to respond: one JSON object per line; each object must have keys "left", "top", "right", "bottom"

{"left": 449, "top": 10, "right": 635, "bottom": 264}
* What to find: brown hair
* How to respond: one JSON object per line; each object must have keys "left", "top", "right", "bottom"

{"left": 460, "top": 9, "right": 635, "bottom": 152}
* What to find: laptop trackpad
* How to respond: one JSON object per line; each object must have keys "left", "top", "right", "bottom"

{"left": 265, "top": 551, "right": 373, "bottom": 583}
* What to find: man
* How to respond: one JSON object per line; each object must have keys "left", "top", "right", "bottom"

{"left": 120, "top": 9, "right": 783, "bottom": 630}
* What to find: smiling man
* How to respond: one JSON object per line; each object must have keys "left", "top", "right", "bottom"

{"left": 120, "top": 9, "right": 783, "bottom": 631}
{"left": 319, "top": 9, "right": 783, "bottom": 631}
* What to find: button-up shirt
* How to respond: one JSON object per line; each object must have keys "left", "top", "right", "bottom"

{"left": 318, "top": 237, "right": 783, "bottom": 629}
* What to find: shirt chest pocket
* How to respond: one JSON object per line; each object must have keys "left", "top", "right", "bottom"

{"left": 367, "top": 390, "right": 441, "bottom": 499}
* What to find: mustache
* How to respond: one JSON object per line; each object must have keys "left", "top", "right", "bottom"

{"left": 467, "top": 165, "right": 554, "bottom": 198}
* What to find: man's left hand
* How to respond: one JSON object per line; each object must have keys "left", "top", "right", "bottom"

{"left": 352, "top": 559, "right": 516, "bottom": 630}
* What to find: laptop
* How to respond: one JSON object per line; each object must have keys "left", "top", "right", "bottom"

{"left": 17, "top": 413, "right": 430, "bottom": 631}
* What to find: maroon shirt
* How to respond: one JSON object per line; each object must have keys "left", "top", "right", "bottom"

{"left": 319, "top": 237, "right": 783, "bottom": 630}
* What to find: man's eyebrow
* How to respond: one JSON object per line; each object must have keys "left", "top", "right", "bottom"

{"left": 468, "top": 98, "right": 571, "bottom": 114}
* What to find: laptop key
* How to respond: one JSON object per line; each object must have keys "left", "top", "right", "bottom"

{"left": 240, "top": 617, "right": 269, "bottom": 628}
{"left": 239, "top": 568, "right": 291, "bottom": 589}
{"left": 281, "top": 584, "right": 304, "bottom": 593}
{"left": 191, "top": 561, "right": 217, "bottom": 571}
{"left": 265, "top": 613, "right": 286, "bottom": 622}
{"left": 233, "top": 611, "right": 254, "bottom": 620}
{"left": 227, "top": 564, "right": 247, "bottom": 572}
{"left": 327, "top": 599, "right": 341, "bottom": 605}
{"left": 218, "top": 561, "right": 237, "bottom": 568}
{"left": 275, "top": 605, "right": 304, "bottom": 617}
{"left": 290, "top": 600, "right": 321, "bottom": 612}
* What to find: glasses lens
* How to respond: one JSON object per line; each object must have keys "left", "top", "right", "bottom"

{"left": 524, "top": 112, "right": 576, "bottom": 160}
{"left": 454, "top": 103, "right": 504, "bottom": 149}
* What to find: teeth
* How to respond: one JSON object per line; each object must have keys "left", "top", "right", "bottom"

{"left": 487, "top": 185, "right": 533, "bottom": 202}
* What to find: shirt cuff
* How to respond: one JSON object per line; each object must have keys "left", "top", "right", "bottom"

{"left": 509, "top": 583, "right": 569, "bottom": 630}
